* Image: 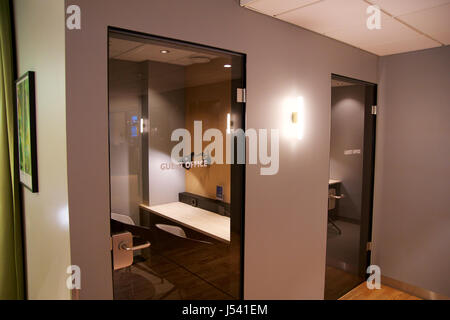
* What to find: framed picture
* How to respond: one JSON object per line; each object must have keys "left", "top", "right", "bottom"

{"left": 16, "top": 71, "right": 38, "bottom": 192}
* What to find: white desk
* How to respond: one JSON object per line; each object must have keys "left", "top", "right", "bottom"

{"left": 140, "top": 202, "right": 230, "bottom": 243}
{"left": 329, "top": 179, "right": 342, "bottom": 185}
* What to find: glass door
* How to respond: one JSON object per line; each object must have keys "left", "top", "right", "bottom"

{"left": 325, "top": 74, "right": 377, "bottom": 299}
{"left": 108, "top": 29, "right": 245, "bottom": 300}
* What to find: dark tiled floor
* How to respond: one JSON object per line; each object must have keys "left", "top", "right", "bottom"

{"left": 114, "top": 248, "right": 237, "bottom": 300}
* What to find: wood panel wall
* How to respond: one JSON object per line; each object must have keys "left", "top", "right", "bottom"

{"left": 184, "top": 58, "right": 231, "bottom": 203}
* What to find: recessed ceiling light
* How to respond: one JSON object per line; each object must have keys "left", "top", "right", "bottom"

{"left": 160, "top": 50, "right": 170, "bottom": 54}
{"left": 224, "top": 64, "right": 232, "bottom": 68}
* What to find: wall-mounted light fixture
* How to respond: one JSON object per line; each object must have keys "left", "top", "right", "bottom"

{"left": 224, "top": 64, "right": 232, "bottom": 68}
{"left": 140, "top": 118, "right": 144, "bottom": 134}
{"left": 286, "top": 96, "right": 304, "bottom": 140}
{"left": 226, "top": 113, "right": 232, "bottom": 134}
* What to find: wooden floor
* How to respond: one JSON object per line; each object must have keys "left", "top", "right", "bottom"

{"left": 113, "top": 231, "right": 242, "bottom": 300}
{"left": 324, "top": 266, "right": 362, "bottom": 300}
{"left": 339, "top": 282, "right": 421, "bottom": 300}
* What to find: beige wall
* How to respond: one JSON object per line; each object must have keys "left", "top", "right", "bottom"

{"left": 14, "top": 0, "right": 71, "bottom": 299}
{"left": 372, "top": 46, "right": 450, "bottom": 297}
{"left": 65, "top": 0, "right": 378, "bottom": 299}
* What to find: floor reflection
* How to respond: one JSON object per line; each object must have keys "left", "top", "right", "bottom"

{"left": 113, "top": 251, "right": 235, "bottom": 300}
{"left": 325, "top": 220, "right": 363, "bottom": 300}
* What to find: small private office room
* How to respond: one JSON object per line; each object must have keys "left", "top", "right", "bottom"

{"left": 2, "top": 0, "right": 449, "bottom": 303}
{"left": 108, "top": 30, "right": 244, "bottom": 299}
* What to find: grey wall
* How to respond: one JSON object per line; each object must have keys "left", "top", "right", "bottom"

{"left": 109, "top": 59, "right": 186, "bottom": 220}
{"left": 147, "top": 61, "right": 186, "bottom": 206}
{"left": 109, "top": 59, "right": 146, "bottom": 224}
{"left": 65, "top": 0, "right": 378, "bottom": 299}
{"left": 330, "top": 85, "right": 365, "bottom": 222}
{"left": 372, "top": 46, "right": 450, "bottom": 297}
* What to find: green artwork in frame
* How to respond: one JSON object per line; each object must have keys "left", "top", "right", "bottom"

{"left": 16, "top": 71, "right": 38, "bottom": 192}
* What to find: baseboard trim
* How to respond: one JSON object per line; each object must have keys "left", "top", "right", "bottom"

{"left": 382, "top": 276, "right": 450, "bottom": 300}
{"left": 327, "top": 257, "right": 359, "bottom": 274}
{"left": 71, "top": 288, "right": 80, "bottom": 300}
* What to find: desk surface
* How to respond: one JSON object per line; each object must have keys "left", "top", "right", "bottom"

{"left": 329, "top": 179, "right": 342, "bottom": 185}
{"left": 140, "top": 202, "right": 230, "bottom": 243}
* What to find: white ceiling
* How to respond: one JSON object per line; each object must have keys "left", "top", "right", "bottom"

{"left": 109, "top": 37, "right": 219, "bottom": 66}
{"left": 331, "top": 79, "right": 356, "bottom": 87}
{"left": 109, "top": 36, "right": 235, "bottom": 89}
{"left": 240, "top": 0, "right": 450, "bottom": 56}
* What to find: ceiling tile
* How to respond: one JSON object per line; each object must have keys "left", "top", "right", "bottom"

{"left": 360, "top": 34, "right": 441, "bottom": 55}
{"left": 325, "top": 12, "right": 442, "bottom": 55}
{"left": 245, "top": 0, "right": 320, "bottom": 16}
{"left": 368, "top": 0, "right": 450, "bottom": 17}
{"left": 113, "top": 42, "right": 218, "bottom": 65}
{"left": 325, "top": 13, "right": 419, "bottom": 47}
{"left": 109, "top": 38, "right": 143, "bottom": 58}
{"left": 277, "top": 0, "right": 368, "bottom": 35}
{"left": 399, "top": 3, "right": 450, "bottom": 44}
{"left": 240, "top": 0, "right": 448, "bottom": 55}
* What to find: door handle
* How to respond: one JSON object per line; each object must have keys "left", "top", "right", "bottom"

{"left": 119, "top": 240, "right": 151, "bottom": 251}
{"left": 112, "top": 231, "right": 148, "bottom": 270}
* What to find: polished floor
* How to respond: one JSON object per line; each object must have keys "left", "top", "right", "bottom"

{"left": 340, "top": 283, "right": 421, "bottom": 300}
{"left": 326, "top": 220, "right": 360, "bottom": 273}
{"left": 113, "top": 238, "right": 240, "bottom": 300}
{"left": 114, "top": 218, "right": 421, "bottom": 300}
{"left": 325, "top": 266, "right": 363, "bottom": 300}
{"left": 114, "top": 253, "right": 234, "bottom": 299}
{"left": 114, "top": 252, "right": 422, "bottom": 300}
{"left": 325, "top": 219, "right": 362, "bottom": 299}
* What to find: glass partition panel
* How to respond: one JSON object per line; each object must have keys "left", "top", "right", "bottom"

{"left": 108, "top": 29, "right": 245, "bottom": 300}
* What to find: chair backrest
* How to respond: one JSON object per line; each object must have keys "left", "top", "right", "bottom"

{"left": 155, "top": 224, "right": 212, "bottom": 245}
{"left": 111, "top": 212, "right": 135, "bottom": 226}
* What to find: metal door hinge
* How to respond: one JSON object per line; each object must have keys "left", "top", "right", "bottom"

{"left": 371, "top": 105, "right": 377, "bottom": 115}
{"left": 366, "top": 241, "right": 373, "bottom": 251}
{"left": 237, "top": 88, "right": 246, "bottom": 103}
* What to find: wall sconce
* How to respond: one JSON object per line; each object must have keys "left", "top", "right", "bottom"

{"left": 287, "top": 96, "right": 304, "bottom": 140}
{"left": 140, "top": 118, "right": 144, "bottom": 134}
{"left": 227, "top": 113, "right": 232, "bottom": 134}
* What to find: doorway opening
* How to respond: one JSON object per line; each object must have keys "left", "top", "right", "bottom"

{"left": 108, "top": 28, "right": 246, "bottom": 300}
{"left": 325, "top": 74, "right": 377, "bottom": 300}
